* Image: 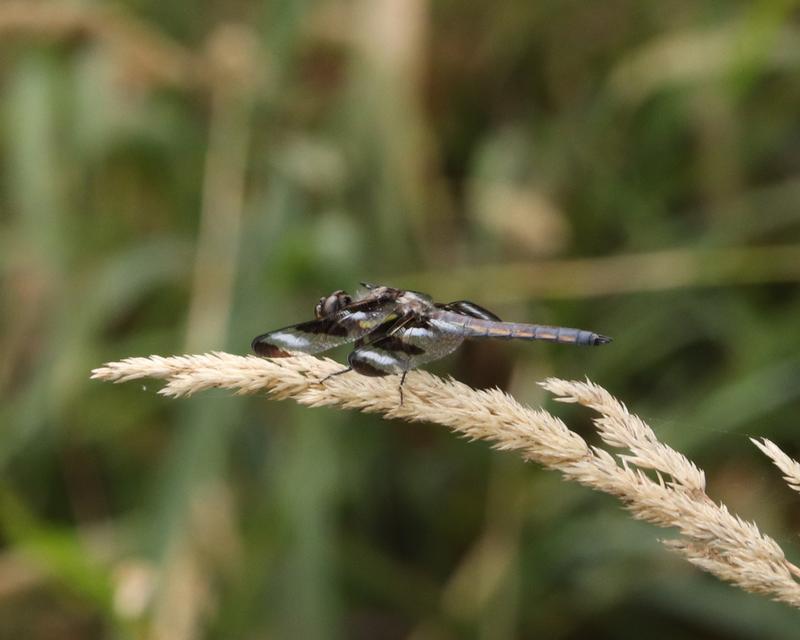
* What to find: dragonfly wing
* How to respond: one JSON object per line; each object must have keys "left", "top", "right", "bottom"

{"left": 252, "top": 318, "right": 354, "bottom": 356}
{"left": 252, "top": 302, "right": 398, "bottom": 356}
{"left": 436, "top": 300, "right": 502, "bottom": 321}
{"left": 348, "top": 320, "right": 464, "bottom": 376}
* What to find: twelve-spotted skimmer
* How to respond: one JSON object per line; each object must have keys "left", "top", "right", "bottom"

{"left": 252, "top": 284, "right": 611, "bottom": 397}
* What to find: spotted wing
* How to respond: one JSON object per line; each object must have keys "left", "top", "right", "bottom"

{"left": 435, "top": 300, "right": 502, "bottom": 321}
{"left": 347, "top": 319, "right": 464, "bottom": 376}
{"left": 252, "top": 301, "right": 399, "bottom": 357}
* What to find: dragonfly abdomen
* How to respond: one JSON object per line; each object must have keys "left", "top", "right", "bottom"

{"left": 520, "top": 324, "right": 609, "bottom": 346}
{"left": 435, "top": 312, "right": 611, "bottom": 346}
{"left": 484, "top": 323, "right": 599, "bottom": 344}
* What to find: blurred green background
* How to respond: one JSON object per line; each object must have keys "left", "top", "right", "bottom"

{"left": 1, "top": 1, "right": 800, "bottom": 638}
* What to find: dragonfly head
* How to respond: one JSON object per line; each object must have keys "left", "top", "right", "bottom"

{"left": 315, "top": 290, "right": 352, "bottom": 318}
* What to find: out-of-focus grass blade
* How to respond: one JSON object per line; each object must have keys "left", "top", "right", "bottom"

{"left": 1, "top": 238, "right": 191, "bottom": 467}
{"left": 0, "top": 486, "right": 113, "bottom": 613}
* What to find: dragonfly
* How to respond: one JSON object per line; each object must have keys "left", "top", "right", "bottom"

{"left": 251, "top": 284, "right": 611, "bottom": 401}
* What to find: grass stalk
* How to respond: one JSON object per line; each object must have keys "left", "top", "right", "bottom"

{"left": 91, "top": 352, "right": 800, "bottom": 608}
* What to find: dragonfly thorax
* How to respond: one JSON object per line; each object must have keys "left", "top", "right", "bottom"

{"left": 396, "top": 290, "right": 433, "bottom": 313}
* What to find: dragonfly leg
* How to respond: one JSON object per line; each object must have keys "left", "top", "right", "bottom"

{"left": 320, "top": 367, "right": 352, "bottom": 383}
{"left": 398, "top": 370, "right": 408, "bottom": 405}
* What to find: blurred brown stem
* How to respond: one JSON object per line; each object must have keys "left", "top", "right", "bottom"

{"left": 403, "top": 243, "right": 800, "bottom": 303}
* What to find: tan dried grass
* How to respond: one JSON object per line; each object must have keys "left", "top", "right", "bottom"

{"left": 752, "top": 437, "right": 800, "bottom": 496}
{"left": 91, "top": 352, "right": 800, "bottom": 607}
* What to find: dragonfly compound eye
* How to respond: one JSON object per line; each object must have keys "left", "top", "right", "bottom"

{"left": 320, "top": 291, "right": 352, "bottom": 317}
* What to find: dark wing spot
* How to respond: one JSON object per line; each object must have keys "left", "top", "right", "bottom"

{"left": 296, "top": 318, "right": 349, "bottom": 337}
{"left": 346, "top": 298, "right": 392, "bottom": 315}
{"left": 438, "top": 301, "right": 502, "bottom": 321}
{"left": 251, "top": 339, "right": 292, "bottom": 357}
{"left": 349, "top": 355, "right": 390, "bottom": 377}
{"left": 378, "top": 335, "right": 425, "bottom": 355}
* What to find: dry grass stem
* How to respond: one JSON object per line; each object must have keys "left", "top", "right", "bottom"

{"left": 91, "top": 352, "right": 800, "bottom": 607}
{"left": 0, "top": 2, "right": 197, "bottom": 90}
{"left": 0, "top": 2, "right": 264, "bottom": 94}
{"left": 752, "top": 438, "right": 800, "bottom": 496}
